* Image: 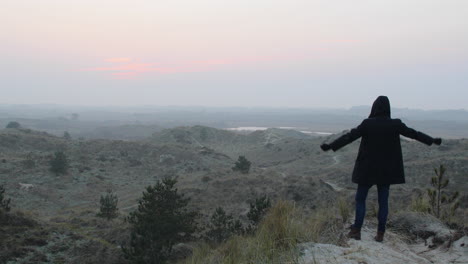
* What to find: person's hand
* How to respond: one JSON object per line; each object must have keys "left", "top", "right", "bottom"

{"left": 433, "top": 138, "right": 442, "bottom": 145}
{"left": 320, "top": 144, "right": 331, "bottom": 151}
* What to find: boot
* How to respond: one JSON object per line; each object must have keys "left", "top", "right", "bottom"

{"left": 347, "top": 226, "right": 361, "bottom": 240}
{"left": 374, "top": 231, "right": 384, "bottom": 242}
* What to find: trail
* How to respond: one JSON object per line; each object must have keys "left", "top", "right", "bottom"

{"left": 332, "top": 155, "right": 340, "bottom": 165}
{"left": 264, "top": 131, "right": 281, "bottom": 145}
{"left": 190, "top": 135, "right": 204, "bottom": 147}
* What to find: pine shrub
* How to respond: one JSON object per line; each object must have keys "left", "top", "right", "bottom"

{"left": 232, "top": 156, "right": 251, "bottom": 174}
{"left": 123, "top": 178, "right": 198, "bottom": 264}
{"left": 5, "top": 121, "right": 20, "bottom": 129}
{"left": 0, "top": 184, "right": 11, "bottom": 212}
{"left": 247, "top": 195, "right": 271, "bottom": 231}
{"left": 63, "top": 131, "right": 71, "bottom": 140}
{"left": 97, "top": 189, "right": 119, "bottom": 220}
{"left": 49, "top": 151, "right": 68, "bottom": 175}
{"left": 427, "top": 165, "right": 459, "bottom": 219}
{"left": 205, "top": 207, "right": 244, "bottom": 243}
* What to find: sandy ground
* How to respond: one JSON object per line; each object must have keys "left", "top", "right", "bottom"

{"left": 299, "top": 227, "right": 467, "bottom": 264}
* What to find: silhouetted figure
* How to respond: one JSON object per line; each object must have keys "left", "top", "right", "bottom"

{"left": 320, "top": 96, "right": 441, "bottom": 242}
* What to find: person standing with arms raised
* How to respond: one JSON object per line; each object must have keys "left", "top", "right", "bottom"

{"left": 320, "top": 96, "right": 442, "bottom": 242}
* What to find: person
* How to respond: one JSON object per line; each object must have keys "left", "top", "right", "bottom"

{"left": 320, "top": 96, "right": 441, "bottom": 242}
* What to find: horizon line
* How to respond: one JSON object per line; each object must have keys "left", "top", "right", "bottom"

{"left": 0, "top": 103, "right": 466, "bottom": 112}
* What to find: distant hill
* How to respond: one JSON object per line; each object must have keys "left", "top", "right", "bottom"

{"left": 149, "top": 126, "right": 313, "bottom": 159}
{"left": 2, "top": 104, "right": 468, "bottom": 140}
{"left": 350, "top": 106, "right": 468, "bottom": 122}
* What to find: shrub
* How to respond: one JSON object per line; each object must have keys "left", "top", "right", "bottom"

{"left": 232, "top": 156, "right": 251, "bottom": 174}
{"left": 0, "top": 184, "right": 11, "bottom": 213}
{"left": 427, "top": 165, "right": 459, "bottom": 219}
{"left": 247, "top": 195, "right": 271, "bottom": 230}
{"left": 123, "top": 178, "right": 198, "bottom": 264}
{"left": 63, "top": 131, "right": 71, "bottom": 140}
{"left": 49, "top": 151, "right": 68, "bottom": 175}
{"left": 201, "top": 176, "right": 212, "bottom": 183}
{"left": 97, "top": 189, "right": 119, "bottom": 220}
{"left": 5, "top": 121, "right": 21, "bottom": 129}
{"left": 205, "top": 207, "right": 244, "bottom": 243}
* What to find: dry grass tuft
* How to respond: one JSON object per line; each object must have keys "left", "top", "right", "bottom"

{"left": 182, "top": 200, "right": 347, "bottom": 264}
{"left": 409, "top": 194, "right": 431, "bottom": 213}
{"left": 337, "top": 196, "right": 351, "bottom": 224}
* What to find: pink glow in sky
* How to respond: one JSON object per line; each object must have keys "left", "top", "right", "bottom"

{"left": 83, "top": 56, "right": 292, "bottom": 79}
{"left": 1, "top": 0, "right": 468, "bottom": 109}
{"left": 105, "top": 57, "right": 133, "bottom": 63}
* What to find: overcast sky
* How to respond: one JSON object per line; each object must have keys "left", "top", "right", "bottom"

{"left": 1, "top": 0, "right": 467, "bottom": 109}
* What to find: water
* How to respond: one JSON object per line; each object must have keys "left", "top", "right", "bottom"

{"left": 225, "top": 127, "right": 333, "bottom": 136}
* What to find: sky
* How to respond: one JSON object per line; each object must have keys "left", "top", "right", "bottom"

{"left": 1, "top": 0, "right": 467, "bottom": 109}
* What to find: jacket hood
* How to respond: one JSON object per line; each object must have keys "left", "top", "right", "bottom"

{"left": 369, "top": 96, "right": 391, "bottom": 118}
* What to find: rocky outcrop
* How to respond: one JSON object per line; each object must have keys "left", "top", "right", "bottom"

{"left": 299, "top": 225, "right": 468, "bottom": 264}
{"left": 299, "top": 226, "right": 432, "bottom": 264}
{"left": 389, "top": 212, "right": 453, "bottom": 244}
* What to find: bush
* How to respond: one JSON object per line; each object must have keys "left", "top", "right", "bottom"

{"left": 123, "top": 178, "right": 198, "bottom": 264}
{"left": 247, "top": 195, "right": 271, "bottom": 231}
{"left": 205, "top": 207, "right": 244, "bottom": 243}
{"left": 5, "top": 121, "right": 21, "bottom": 129}
{"left": 97, "top": 189, "right": 118, "bottom": 220}
{"left": 0, "top": 184, "right": 11, "bottom": 213}
{"left": 232, "top": 156, "right": 251, "bottom": 174}
{"left": 427, "top": 165, "right": 459, "bottom": 220}
{"left": 49, "top": 151, "right": 68, "bottom": 175}
{"left": 63, "top": 131, "right": 71, "bottom": 140}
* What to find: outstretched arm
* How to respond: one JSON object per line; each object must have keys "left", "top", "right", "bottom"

{"left": 321, "top": 124, "right": 363, "bottom": 152}
{"left": 398, "top": 121, "right": 441, "bottom": 145}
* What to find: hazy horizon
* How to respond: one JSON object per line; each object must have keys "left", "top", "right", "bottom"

{"left": 2, "top": 0, "right": 467, "bottom": 109}
{"left": 1, "top": 102, "right": 467, "bottom": 112}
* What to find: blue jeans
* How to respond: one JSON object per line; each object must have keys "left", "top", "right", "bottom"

{"left": 353, "top": 184, "right": 390, "bottom": 232}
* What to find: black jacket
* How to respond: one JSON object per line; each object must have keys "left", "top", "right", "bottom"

{"left": 328, "top": 96, "right": 436, "bottom": 185}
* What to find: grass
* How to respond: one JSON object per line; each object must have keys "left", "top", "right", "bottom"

{"left": 182, "top": 200, "right": 347, "bottom": 264}
{"left": 409, "top": 194, "right": 431, "bottom": 213}
{"left": 408, "top": 193, "right": 467, "bottom": 231}
{"left": 337, "top": 196, "right": 351, "bottom": 224}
